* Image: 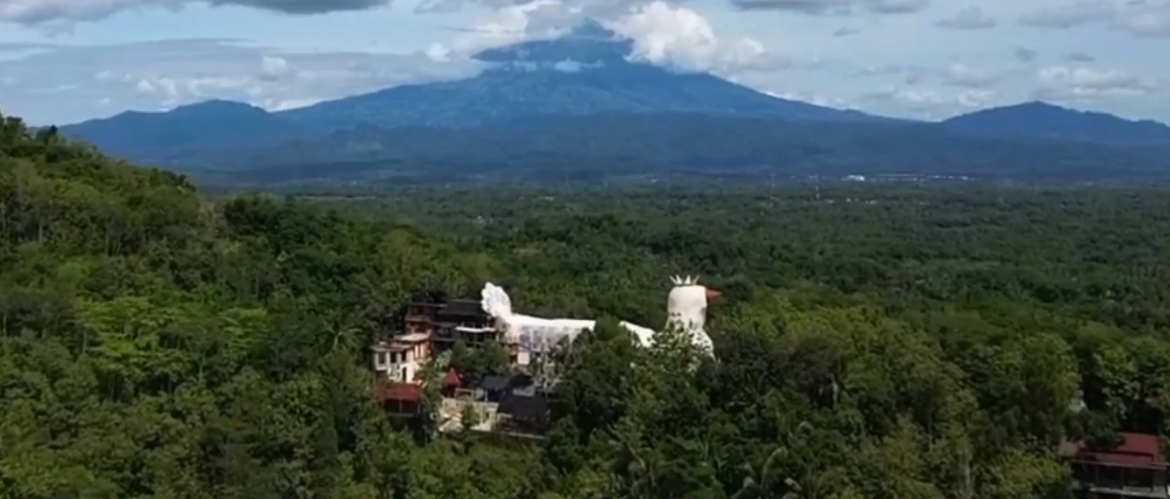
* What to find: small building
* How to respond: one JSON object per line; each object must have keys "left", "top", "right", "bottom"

{"left": 496, "top": 375, "right": 553, "bottom": 434}
{"left": 497, "top": 392, "right": 550, "bottom": 433}
{"left": 1061, "top": 432, "right": 1169, "bottom": 499}
{"left": 442, "top": 369, "right": 462, "bottom": 397}
{"left": 371, "top": 332, "right": 431, "bottom": 384}
{"left": 373, "top": 380, "right": 423, "bottom": 417}
{"left": 478, "top": 375, "right": 513, "bottom": 403}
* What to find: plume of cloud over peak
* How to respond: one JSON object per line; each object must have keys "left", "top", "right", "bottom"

{"left": 606, "top": 2, "right": 788, "bottom": 73}
{"left": 428, "top": 0, "right": 793, "bottom": 74}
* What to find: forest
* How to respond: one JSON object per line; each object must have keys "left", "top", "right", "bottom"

{"left": 3, "top": 110, "right": 1170, "bottom": 499}
{"left": 79, "top": 112, "right": 1170, "bottom": 186}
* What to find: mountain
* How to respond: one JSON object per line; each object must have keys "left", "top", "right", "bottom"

{"left": 59, "top": 100, "right": 308, "bottom": 161}
{"left": 943, "top": 101, "right": 1170, "bottom": 145}
{"left": 56, "top": 21, "right": 884, "bottom": 161}
{"left": 274, "top": 22, "right": 884, "bottom": 129}
{"left": 46, "top": 20, "right": 1170, "bottom": 185}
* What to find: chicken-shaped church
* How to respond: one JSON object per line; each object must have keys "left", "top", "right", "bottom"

{"left": 370, "top": 274, "right": 720, "bottom": 386}
{"left": 480, "top": 275, "right": 719, "bottom": 365}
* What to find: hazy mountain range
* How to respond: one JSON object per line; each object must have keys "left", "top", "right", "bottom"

{"left": 54, "top": 22, "right": 1170, "bottom": 185}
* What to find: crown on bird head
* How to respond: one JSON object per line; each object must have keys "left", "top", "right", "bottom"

{"left": 670, "top": 275, "right": 700, "bottom": 286}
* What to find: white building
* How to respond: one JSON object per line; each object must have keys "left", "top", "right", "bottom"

{"left": 371, "top": 332, "right": 431, "bottom": 384}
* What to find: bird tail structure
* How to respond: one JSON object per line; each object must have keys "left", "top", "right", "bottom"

{"left": 480, "top": 282, "right": 514, "bottom": 320}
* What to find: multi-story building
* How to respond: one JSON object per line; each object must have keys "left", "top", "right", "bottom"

{"left": 371, "top": 332, "right": 431, "bottom": 383}
{"left": 371, "top": 297, "right": 505, "bottom": 385}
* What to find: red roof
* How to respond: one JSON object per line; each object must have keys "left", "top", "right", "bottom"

{"left": 1062, "top": 433, "right": 1166, "bottom": 469}
{"left": 373, "top": 380, "right": 422, "bottom": 403}
{"left": 443, "top": 369, "right": 461, "bottom": 387}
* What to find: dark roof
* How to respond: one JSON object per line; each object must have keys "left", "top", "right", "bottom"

{"left": 1060, "top": 433, "right": 1166, "bottom": 468}
{"left": 498, "top": 393, "right": 549, "bottom": 420}
{"left": 511, "top": 373, "right": 535, "bottom": 387}
{"left": 440, "top": 299, "right": 488, "bottom": 317}
{"left": 479, "top": 375, "right": 512, "bottom": 391}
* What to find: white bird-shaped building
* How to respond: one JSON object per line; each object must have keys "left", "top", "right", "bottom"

{"left": 479, "top": 275, "right": 720, "bottom": 365}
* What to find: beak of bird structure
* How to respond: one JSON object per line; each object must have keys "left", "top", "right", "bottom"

{"left": 706, "top": 288, "right": 722, "bottom": 300}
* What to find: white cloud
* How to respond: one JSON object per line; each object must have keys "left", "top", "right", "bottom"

{"left": 1018, "top": 1, "right": 1114, "bottom": 27}
{"left": 941, "top": 63, "right": 1000, "bottom": 88}
{"left": 1018, "top": 0, "right": 1170, "bottom": 38}
{"left": 935, "top": 5, "right": 996, "bottom": 30}
{"left": 607, "top": 1, "right": 789, "bottom": 73}
{"left": 1034, "top": 65, "right": 1161, "bottom": 101}
{"left": 0, "top": 0, "right": 393, "bottom": 26}
{"left": 0, "top": 38, "right": 483, "bottom": 124}
{"left": 860, "top": 85, "right": 998, "bottom": 118}
{"left": 727, "top": 0, "right": 929, "bottom": 15}
{"left": 1114, "top": 1, "right": 1170, "bottom": 37}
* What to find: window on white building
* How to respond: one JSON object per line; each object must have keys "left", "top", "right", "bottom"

{"left": 376, "top": 352, "right": 387, "bottom": 368}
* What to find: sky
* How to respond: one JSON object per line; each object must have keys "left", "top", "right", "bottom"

{"left": 0, "top": 0, "right": 1167, "bottom": 125}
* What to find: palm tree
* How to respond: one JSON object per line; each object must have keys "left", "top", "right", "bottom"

{"left": 730, "top": 445, "right": 801, "bottom": 499}
{"left": 417, "top": 350, "right": 453, "bottom": 442}
{"left": 731, "top": 421, "right": 813, "bottom": 499}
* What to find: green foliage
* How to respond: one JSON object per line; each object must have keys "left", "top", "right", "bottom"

{"left": 2, "top": 110, "right": 1169, "bottom": 499}
{"left": 450, "top": 341, "right": 512, "bottom": 385}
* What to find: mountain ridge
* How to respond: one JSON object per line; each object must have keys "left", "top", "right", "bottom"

{"left": 48, "top": 20, "right": 1170, "bottom": 185}
{"left": 942, "top": 101, "right": 1170, "bottom": 145}
{"left": 171, "top": 112, "right": 1168, "bottom": 186}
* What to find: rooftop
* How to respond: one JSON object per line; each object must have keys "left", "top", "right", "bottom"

{"left": 372, "top": 341, "right": 409, "bottom": 352}
{"left": 396, "top": 332, "right": 430, "bottom": 343}
{"left": 444, "top": 369, "right": 461, "bottom": 387}
{"left": 373, "top": 380, "right": 422, "bottom": 403}
{"left": 479, "top": 375, "right": 512, "bottom": 392}
{"left": 1060, "top": 432, "right": 1167, "bottom": 469}
{"left": 498, "top": 392, "right": 549, "bottom": 421}
{"left": 440, "top": 299, "right": 489, "bottom": 317}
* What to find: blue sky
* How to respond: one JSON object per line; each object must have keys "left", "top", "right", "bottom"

{"left": 0, "top": 0, "right": 1167, "bottom": 125}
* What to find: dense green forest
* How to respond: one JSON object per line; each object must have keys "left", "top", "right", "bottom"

{"left": 169, "top": 113, "right": 1170, "bottom": 185}
{"left": 3, "top": 111, "right": 1170, "bottom": 499}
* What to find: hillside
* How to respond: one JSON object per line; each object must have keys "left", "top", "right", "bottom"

{"left": 942, "top": 101, "right": 1170, "bottom": 145}
{"left": 58, "top": 99, "right": 309, "bottom": 160}
{"left": 4, "top": 107, "right": 1170, "bottom": 498}
{"left": 181, "top": 113, "right": 1170, "bottom": 185}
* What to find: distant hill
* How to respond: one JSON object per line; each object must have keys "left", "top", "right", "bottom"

{"left": 174, "top": 113, "right": 1170, "bottom": 185}
{"left": 58, "top": 100, "right": 308, "bottom": 162}
{"left": 943, "top": 101, "right": 1170, "bottom": 145}
{"left": 275, "top": 22, "right": 883, "bottom": 129}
